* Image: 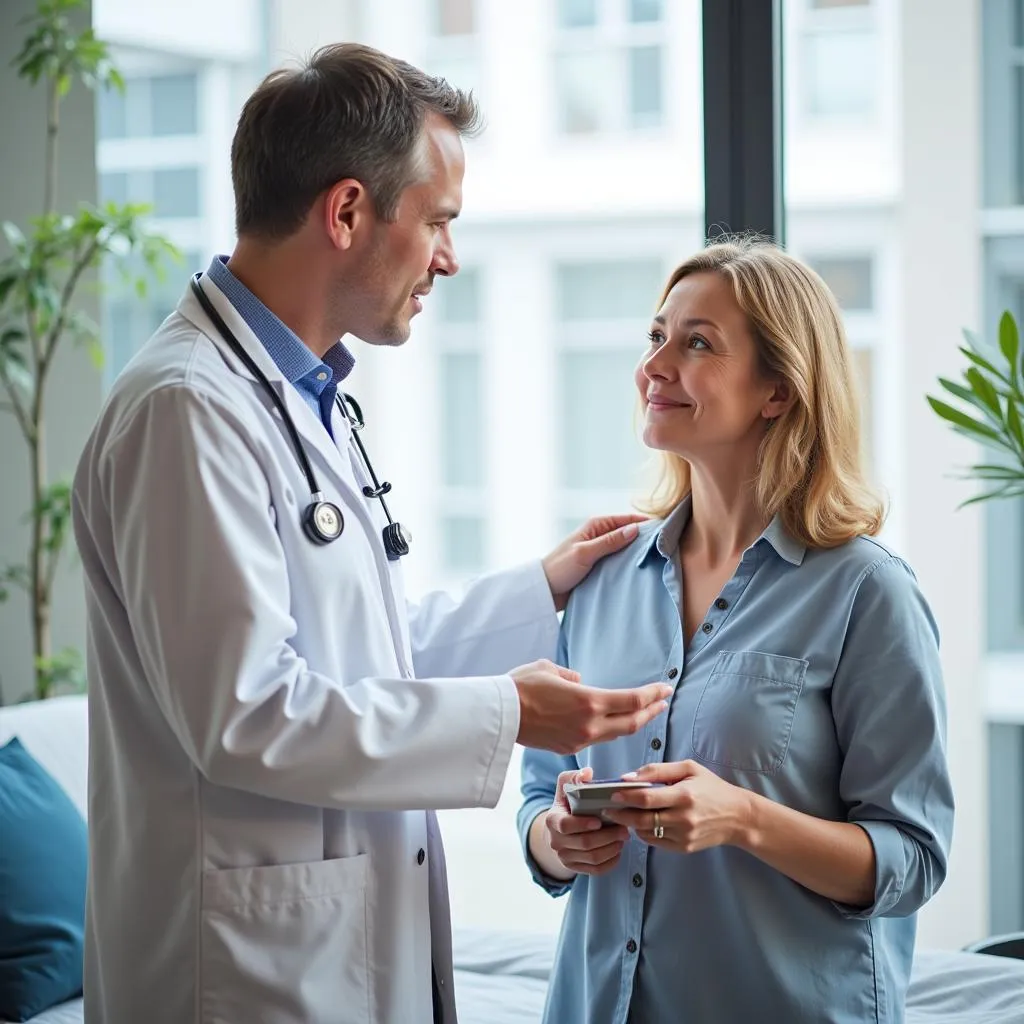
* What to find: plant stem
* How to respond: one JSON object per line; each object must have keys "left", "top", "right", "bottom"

{"left": 44, "top": 76, "right": 59, "bottom": 216}
{"left": 29, "top": 411, "right": 49, "bottom": 700}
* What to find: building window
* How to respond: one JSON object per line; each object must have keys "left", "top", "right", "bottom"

{"left": 97, "top": 73, "right": 199, "bottom": 140}
{"left": 433, "top": 0, "right": 475, "bottom": 36}
{"left": 556, "top": 258, "right": 661, "bottom": 522}
{"left": 102, "top": 249, "right": 202, "bottom": 386}
{"left": 436, "top": 268, "right": 486, "bottom": 576}
{"left": 809, "top": 255, "right": 874, "bottom": 311}
{"left": 426, "top": 0, "right": 481, "bottom": 102}
{"left": 983, "top": 0, "right": 1024, "bottom": 206}
{"left": 801, "top": 0, "right": 877, "bottom": 118}
{"left": 554, "top": 0, "right": 665, "bottom": 135}
{"left": 100, "top": 168, "right": 201, "bottom": 219}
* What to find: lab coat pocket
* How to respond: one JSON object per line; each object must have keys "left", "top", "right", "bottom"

{"left": 200, "top": 854, "right": 371, "bottom": 1024}
{"left": 691, "top": 650, "right": 808, "bottom": 775}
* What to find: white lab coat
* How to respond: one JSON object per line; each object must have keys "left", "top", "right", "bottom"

{"left": 71, "top": 274, "right": 559, "bottom": 1024}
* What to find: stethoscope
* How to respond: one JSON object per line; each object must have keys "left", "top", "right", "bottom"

{"left": 190, "top": 277, "right": 411, "bottom": 560}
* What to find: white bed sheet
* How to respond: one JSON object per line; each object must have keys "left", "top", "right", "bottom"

{"left": 13, "top": 932, "right": 1024, "bottom": 1023}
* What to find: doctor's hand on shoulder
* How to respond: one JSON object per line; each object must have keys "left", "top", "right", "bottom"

{"left": 543, "top": 514, "right": 649, "bottom": 612}
{"left": 511, "top": 660, "right": 671, "bottom": 754}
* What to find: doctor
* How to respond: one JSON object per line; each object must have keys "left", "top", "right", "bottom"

{"left": 71, "top": 41, "right": 670, "bottom": 1024}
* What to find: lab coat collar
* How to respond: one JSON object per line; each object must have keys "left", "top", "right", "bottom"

{"left": 177, "top": 274, "right": 356, "bottom": 484}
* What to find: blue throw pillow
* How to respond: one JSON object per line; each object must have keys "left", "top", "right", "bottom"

{"left": 0, "top": 736, "right": 87, "bottom": 1022}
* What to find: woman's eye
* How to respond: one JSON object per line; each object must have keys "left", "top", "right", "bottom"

{"left": 647, "top": 330, "right": 665, "bottom": 347}
{"left": 689, "top": 335, "right": 710, "bottom": 351}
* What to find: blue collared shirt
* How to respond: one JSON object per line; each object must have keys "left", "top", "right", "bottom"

{"left": 518, "top": 498, "right": 954, "bottom": 1024}
{"left": 206, "top": 256, "right": 355, "bottom": 434}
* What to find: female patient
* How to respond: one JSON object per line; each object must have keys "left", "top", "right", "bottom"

{"left": 518, "top": 239, "right": 954, "bottom": 1024}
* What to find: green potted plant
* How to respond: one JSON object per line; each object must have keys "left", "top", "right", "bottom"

{"left": 0, "top": 0, "right": 176, "bottom": 700}
{"left": 927, "top": 311, "right": 1024, "bottom": 504}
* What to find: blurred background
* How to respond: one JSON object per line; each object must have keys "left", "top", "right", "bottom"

{"left": 0, "top": 0, "right": 1015, "bottom": 953}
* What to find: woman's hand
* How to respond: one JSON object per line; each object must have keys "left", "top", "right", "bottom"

{"left": 540, "top": 767, "right": 630, "bottom": 877}
{"left": 602, "top": 760, "right": 753, "bottom": 853}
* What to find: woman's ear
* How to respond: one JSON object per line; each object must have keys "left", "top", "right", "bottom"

{"left": 762, "top": 378, "right": 794, "bottom": 421}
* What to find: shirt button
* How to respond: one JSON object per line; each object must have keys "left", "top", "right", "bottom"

{"left": 666, "top": 667, "right": 678, "bottom": 680}
{"left": 417, "top": 848, "right": 426, "bottom": 865}
{"left": 701, "top": 622, "right": 713, "bottom": 634}
{"left": 626, "top": 939, "right": 638, "bottom": 954}
{"left": 632, "top": 873, "right": 643, "bottom": 888}
{"left": 651, "top": 737, "right": 662, "bottom": 751}
{"left": 316, "top": 371, "right": 328, "bottom": 381}
{"left": 715, "top": 598, "right": 728, "bottom": 610}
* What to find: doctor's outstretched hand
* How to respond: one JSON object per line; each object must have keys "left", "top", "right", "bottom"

{"left": 542, "top": 514, "right": 649, "bottom": 612}
{"left": 511, "top": 660, "right": 671, "bottom": 754}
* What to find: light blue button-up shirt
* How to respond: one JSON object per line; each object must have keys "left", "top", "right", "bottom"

{"left": 206, "top": 256, "right": 355, "bottom": 435}
{"left": 518, "top": 498, "right": 954, "bottom": 1024}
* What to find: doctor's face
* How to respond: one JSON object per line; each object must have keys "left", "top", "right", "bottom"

{"left": 353, "top": 112, "right": 464, "bottom": 345}
{"left": 636, "top": 271, "right": 784, "bottom": 462}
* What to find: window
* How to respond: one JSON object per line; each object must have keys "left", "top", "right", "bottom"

{"left": 98, "top": 168, "right": 201, "bottom": 219}
{"left": 556, "top": 258, "right": 661, "bottom": 513}
{"left": 809, "top": 255, "right": 874, "bottom": 311}
{"left": 436, "top": 268, "right": 486, "bottom": 577}
{"left": 433, "top": 0, "right": 475, "bottom": 35}
{"left": 153, "top": 167, "right": 201, "bottom": 218}
{"left": 559, "top": 349, "right": 643, "bottom": 488}
{"left": 983, "top": 0, "right": 1024, "bottom": 206}
{"left": 554, "top": 0, "right": 665, "bottom": 134}
{"left": 96, "top": 73, "right": 199, "bottom": 140}
{"left": 426, "top": 0, "right": 481, "bottom": 102}
{"left": 801, "top": 1, "right": 877, "bottom": 118}
{"left": 440, "top": 352, "right": 483, "bottom": 488}
{"left": 102, "top": 249, "right": 202, "bottom": 385}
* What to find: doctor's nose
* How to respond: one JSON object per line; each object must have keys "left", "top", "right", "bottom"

{"left": 430, "top": 232, "right": 459, "bottom": 278}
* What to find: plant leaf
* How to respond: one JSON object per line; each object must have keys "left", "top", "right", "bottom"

{"left": 1001, "top": 311, "right": 1021, "bottom": 382}
{"left": 966, "top": 366, "right": 1004, "bottom": 418}
{"left": 927, "top": 396, "right": 1011, "bottom": 445}
{"left": 959, "top": 345, "right": 1012, "bottom": 386}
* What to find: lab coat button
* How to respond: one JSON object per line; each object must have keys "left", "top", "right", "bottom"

{"left": 667, "top": 667, "right": 678, "bottom": 679}
{"left": 651, "top": 737, "right": 662, "bottom": 751}
{"left": 417, "top": 848, "right": 426, "bottom": 865}
{"left": 626, "top": 939, "right": 637, "bottom": 954}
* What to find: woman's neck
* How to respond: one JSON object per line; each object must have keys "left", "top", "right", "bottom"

{"left": 682, "top": 467, "right": 770, "bottom": 565}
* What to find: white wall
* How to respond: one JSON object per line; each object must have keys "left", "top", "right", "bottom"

{"left": 898, "top": 0, "right": 988, "bottom": 949}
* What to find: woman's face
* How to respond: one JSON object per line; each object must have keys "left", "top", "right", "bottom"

{"left": 635, "top": 271, "right": 788, "bottom": 462}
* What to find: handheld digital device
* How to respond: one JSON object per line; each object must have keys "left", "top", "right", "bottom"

{"left": 562, "top": 779, "right": 660, "bottom": 817}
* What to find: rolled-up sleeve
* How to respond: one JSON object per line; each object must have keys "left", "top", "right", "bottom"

{"left": 830, "top": 556, "right": 955, "bottom": 919}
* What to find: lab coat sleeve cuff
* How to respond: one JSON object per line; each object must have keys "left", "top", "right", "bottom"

{"left": 832, "top": 820, "right": 905, "bottom": 919}
{"left": 518, "top": 800, "right": 574, "bottom": 898}
{"left": 477, "top": 673, "right": 521, "bottom": 808}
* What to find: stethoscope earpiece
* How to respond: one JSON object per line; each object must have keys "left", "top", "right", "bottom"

{"left": 190, "top": 276, "right": 410, "bottom": 558}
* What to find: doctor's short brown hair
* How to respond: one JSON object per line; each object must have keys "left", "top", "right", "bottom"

{"left": 231, "top": 43, "right": 482, "bottom": 240}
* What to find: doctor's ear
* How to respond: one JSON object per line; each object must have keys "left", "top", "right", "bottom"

{"left": 324, "top": 179, "right": 370, "bottom": 251}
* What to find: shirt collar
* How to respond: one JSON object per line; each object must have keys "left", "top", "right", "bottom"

{"left": 634, "top": 495, "right": 806, "bottom": 568}
{"left": 206, "top": 255, "right": 356, "bottom": 384}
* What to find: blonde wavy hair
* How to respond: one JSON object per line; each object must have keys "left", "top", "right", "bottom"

{"left": 638, "top": 237, "right": 885, "bottom": 548}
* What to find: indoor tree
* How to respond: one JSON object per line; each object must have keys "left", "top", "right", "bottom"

{"left": 0, "top": 0, "right": 176, "bottom": 699}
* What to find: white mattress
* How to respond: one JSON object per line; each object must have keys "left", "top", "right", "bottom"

{"left": 13, "top": 931, "right": 1024, "bottom": 1023}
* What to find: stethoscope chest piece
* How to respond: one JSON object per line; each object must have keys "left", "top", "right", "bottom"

{"left": 303, "top": 498, "right": 345, "bottom": 545}
{"left": 383, "top": 521, "right": 412, "bottom": 561}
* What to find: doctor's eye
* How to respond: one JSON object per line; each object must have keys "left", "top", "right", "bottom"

{"left": 646, "top": 329, "right": 666, "bottom": 348}
{"left": 688, "top": 335, "right": 711, "bottom": 351}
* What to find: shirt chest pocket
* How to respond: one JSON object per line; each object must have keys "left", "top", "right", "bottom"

{"left": 691, "top": 650, "right": 808, "bottom": 775}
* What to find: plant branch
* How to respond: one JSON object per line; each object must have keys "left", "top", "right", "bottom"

{"left": 44, "top": 75, "right": 59, "bottom": 216}
{"left": 0, "top": 363, "right": 34, "bottom": 444}
{"left": 42, "top": 235, "right": 100, "bottom": 368}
